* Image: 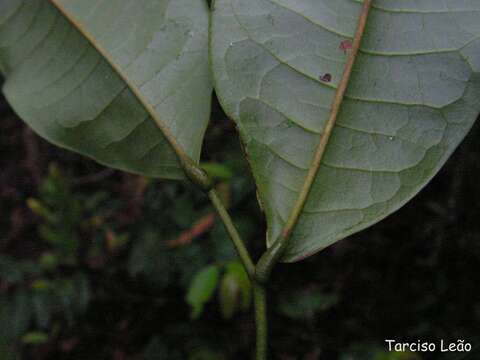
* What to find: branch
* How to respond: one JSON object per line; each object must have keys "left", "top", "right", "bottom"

{"left": 208, "top": 189, "right": 256, "bottom": 279}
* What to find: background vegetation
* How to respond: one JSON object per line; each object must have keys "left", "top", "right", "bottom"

{"left": 1, "top": 79, "right": 479, "bottom": 359}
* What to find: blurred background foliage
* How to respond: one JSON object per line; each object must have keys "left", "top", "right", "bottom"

{"left": 1, "top": 81, "right": 480, "bottom": 359}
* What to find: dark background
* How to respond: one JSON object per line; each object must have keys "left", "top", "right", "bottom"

{"left": 1, "top": 79, "right": 479, "bottom": 359}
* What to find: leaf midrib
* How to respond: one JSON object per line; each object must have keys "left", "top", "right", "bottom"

{"left": 279, "top": 0, "right": 374, "bottom": 241}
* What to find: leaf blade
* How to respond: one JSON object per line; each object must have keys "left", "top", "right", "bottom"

{"left": 211, "top": 0, "right": 480, "bottom": 261}
{"left": 0, "top": 0, "right": 212, "bottom": 179}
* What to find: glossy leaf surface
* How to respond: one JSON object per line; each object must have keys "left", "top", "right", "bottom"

{"left": 211, "top": 0, "right": 480, "bottom": 261}
{"left": 0, "top": 0, "right": 212, "bottom": 179}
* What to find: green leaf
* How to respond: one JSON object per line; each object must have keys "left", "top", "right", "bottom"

{"left": 201, "top": 162, "right": 234, "bottom": 181}
{"left": 38, "top": 253, "right": 59, "bottom": 272}
{"left": 218, "top": 272, "right": 239, "bottom": 320}
{"left": 0, "top": 0, "right": 212, "bottom": 179}
{"left": 225, "top": 261, "right": 251, "bottom": 311}
{"left": 186, "top": 265, "right": 220, "bottom": 319}
{"left": 210, "top": 0, "right": 480, "bottom": 261}
{"left": 21, "top": 331, "right": 49, "bottom": 345}
{"left": 218, "top": 261, "right": 252, "bottom": 320}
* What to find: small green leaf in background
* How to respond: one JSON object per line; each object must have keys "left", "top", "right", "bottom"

{"left": 219, "top": 261, "right": 252, "bottom": 320}
{"left": 38, "top": 253, "right": 59, "bottom": 272}
{"left": 277, "top": 289, "right": 338, "bottom": 321}
{"left": 201, "top": 163, "right": 234, "bottom": 181}
{"left": 219, "top": 272, "right": 239, "bottom": 320}
{"left": 21, "top": 331, "right": 49, "bottom": 345}
{"left": 186, "top": 265, "right": 220, "bottom": 319}
{"left": 27, "top": 198, "right": 55, "bottom": 222}
{"left": 29, "top": 165, "right": 83, "bottom": 259}
{"left": 31, "top": 279, "right": 51, "bottom": 291}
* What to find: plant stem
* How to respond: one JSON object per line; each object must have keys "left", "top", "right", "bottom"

{"left": 208, "top": 187, "right": 267, "bottom": 359}
{"left": 255, "top": 235, "right": 288, "bottom": 284}
{"left": 253, "top": 282, "right": 268, "bottom": 360}
{"left": 208, "top": 189, "right": 256, "bottom": 279}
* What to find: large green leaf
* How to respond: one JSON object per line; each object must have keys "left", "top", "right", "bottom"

{"left": 211, "top": 0, "right": 480, "bottom": 261}
{"left": 0, "top": 0, "right": 212, "bottom": 179}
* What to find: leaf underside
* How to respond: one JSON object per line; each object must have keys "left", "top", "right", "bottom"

{"left": 211, "top": 0, "right": 480, "bottom": 261}
{"left": 0, "top": 0, "right": 212, "bottom": 179}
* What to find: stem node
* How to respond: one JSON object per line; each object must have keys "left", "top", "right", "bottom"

{"left": 255, "top": 235, "right": 288, "bottom": 284}
{"left": 181, "top": 158, "right": 213, "bottom": 192}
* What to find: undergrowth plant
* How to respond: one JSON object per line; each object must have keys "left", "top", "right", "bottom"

{"left": 1, "top": 0, "right": 479, "bottom": 358}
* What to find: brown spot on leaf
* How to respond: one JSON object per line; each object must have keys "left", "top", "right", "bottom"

{"left": 319, "top": 73, "right": 332, "bottom": 83}
{"left": 339, "top": 39, "right": 352, "bottom": 54}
